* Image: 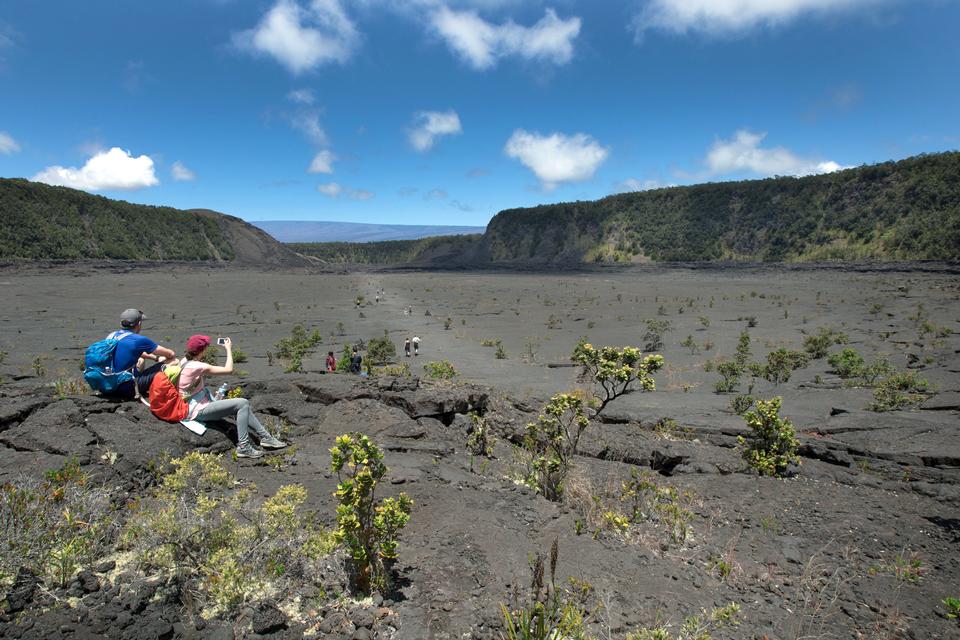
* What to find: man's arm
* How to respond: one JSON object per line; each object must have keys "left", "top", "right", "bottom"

{"left": 148, "top": 345, "right": 176, "bottom": 361}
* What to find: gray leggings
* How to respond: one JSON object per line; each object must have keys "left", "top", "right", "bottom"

{"left": 196, "top": 398, "right": 269, "bottom": 446}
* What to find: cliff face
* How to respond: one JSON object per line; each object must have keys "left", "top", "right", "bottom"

{"left": 477, "top": 152, "right": 960, "bottom": 265}
{"left": 190, "top": 209, "right": 311, "bottom": 267}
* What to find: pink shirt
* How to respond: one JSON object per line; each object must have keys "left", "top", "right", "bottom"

{"left": 178, "top": 360, "right": 213, "bottom": 420}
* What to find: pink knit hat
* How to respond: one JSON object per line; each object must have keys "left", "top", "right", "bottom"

{"left": 186, "top": 335, "right": 211, "bottom": 356}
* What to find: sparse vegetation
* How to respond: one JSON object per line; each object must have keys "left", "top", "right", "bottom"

{"left": 738, "top": 397, "right": 800, "bottom": 477}
{"left": 274, "top": 324, "right": 323, "bottom": 372}
{"left": 0, "top": 459, "right": 116, "bottom": 589}
{"left": 423, "top": 360, "right": 458, "bottom": 380}
{"left": 804, "top": 327, "right": 849, "bottom": 359}
{"left": 643, "top": 319, "right": 672, "bottom": 352}
{"left": 522, "top": 341, "right": 663, "bottom": 501}
{"left": 123, "top": 452, "right": 338, "bottom": 615}
{"left": 869, "top": 371, "right": 931, "bottom": 412}
{"left": 367, "top": 330, "right": 397, "bottom": 365}
{"left": 755, "top": 348, "right": 809, "bottom": 385}
{"left": 500, "top": 539, "right": 597, "bottom": 640}
{"left": 329, "top": 433, "right": 413, "bottom": 594}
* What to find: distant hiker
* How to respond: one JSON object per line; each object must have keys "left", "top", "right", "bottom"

{"left": 350, "top": 348, "right": 363, "bottom": 374}
{"left": 84, "top": 308, "right": 176, "bottom": 399}
{"left": 178, "top": 335, "right": 287, "bottom": 459}
{"left": 404, "top": 337, "right": 412, "bottom": 357}
{"left": 412, "top": 335, "right": 421, "bottom": 356}
{"left": 326, "top": 351, "right": 336, "bottom": 373}
{"left": 375, "top": 293, "right": 380, "bottom": 304}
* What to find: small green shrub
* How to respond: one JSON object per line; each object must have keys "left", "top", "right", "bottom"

{"left": 804, "top": 327, "right": 848, "bottom": 359}
{"left": 330, "top": 433, "right": 413, "bottom": 594}
{"left": 714, "top": 361, "right": 742, "bottom": 394}
{"left": 827, "top": 347, "right": 865, "bottom": 378}
{"left": 680, "top": 335, "right": 699, "bottom": 355}
{"left": 621, "top": 469, "right": 695, "bottom": 544}
{"left": 643, "top": 319, "right": 672, "bottom": 352}
{"left": 859, "top": 357, "right": 895, "bottom": 386}
{"left": 869, "top": 371, "right": 930, "bottom": 412}
{"left": 738, "top": 397, "right": 800, "bottom": 477}
{"left": 730, "top": 393, "right": 754, "bottom": 415}
{"left": 757, "top": 348, "right": 809, "bottom": 385}
{"left": 943, "top": 596, "right": 960, "bottom": 622}
{"left": 274, "top": 325, "right": 323, "bottom": 371}
{"left": 466, "top": 413, "right": 495, "bottom": 459}
{"left": 372, "top": 363, "right": 412, "bottom": 377}
{"left": 53, "top": 375, "right": 86, "bottom": 399}
{"left": 523, "top": 341, "right": 663, "bottom": 500}
{"left": 423, "top": 360, "right": 458, "bottom": 379}
{"left": 367, "top": 330, "right": 397, "bottom": 365}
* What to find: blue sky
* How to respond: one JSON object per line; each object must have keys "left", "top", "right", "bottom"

{"left": 1, "top": 0, "right": 957, "bottom": 227}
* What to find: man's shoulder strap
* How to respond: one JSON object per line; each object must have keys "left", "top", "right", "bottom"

{"left": 106, "top": 330, "right": 135, "bottom": 341}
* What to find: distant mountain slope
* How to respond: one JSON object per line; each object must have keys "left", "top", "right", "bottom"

{"left": 481, "top": 152, "right": 960, "bottom": 264}
{"left": 252, "top": 220, "right": 486, "bottom": 243}
{"left": 0, "top": 179, "right": 307, "bottom": 266}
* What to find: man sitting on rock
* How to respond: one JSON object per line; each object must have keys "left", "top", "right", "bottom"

{"left": 110, "top": 308, "right": 176, "bottom": 400}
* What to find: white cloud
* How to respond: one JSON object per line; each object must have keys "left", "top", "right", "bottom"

{"left": 633, "top": 0, "right": 885, "bottom": 37}
{"left": 430, "top": 7, "right": 580, "bottom": 70}
{"left": 408, "top": 110, "right": 462, "bottom": 151}
{"left": 0, "top": 131, "right": 20, "bottom": 155}
{"left": 317, "top": 182, "right": 343, "bottom": 197}
{"left": 308, "top": 149, "right": 337, "bottom": 173}
{"left": 316, "top": 182, "right": 373, "bottom": 199}
{"left": 424, "top": 188, "right": 448, "bottom": 200}
{"left": 290, "top": 110, "right": 329, "bottom": 146}
{"left": 349, "top": 188, "right": 374, "bottom": 200}
{"left": 171, "top": 161, "right": 196, "bottom": 181}
{"left": 233, "top": 0, "right": 359, "bottom": 74}
{"left": 32, "top": 147, "right": 159, "bottom": 191}
{"left": 615, "top": 178, "right": 675, "bottom": 193}
{"left": 703, "top": 129, "right": 846, "bottom": 177}
{"left": 504, "top": 129, "right": 609, "bottom": 189}
{"left": 287, "top": 88, "right": 316, "bottom": 104}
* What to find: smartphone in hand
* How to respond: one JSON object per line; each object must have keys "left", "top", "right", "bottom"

{"left": 217, "top": 337, "right": 227, "bottom": 346}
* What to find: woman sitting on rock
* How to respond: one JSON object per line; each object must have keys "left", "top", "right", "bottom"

{"left": 178, "top": 334, "right": 287, "bottom": 459}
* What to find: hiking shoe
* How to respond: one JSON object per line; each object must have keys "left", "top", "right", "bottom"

{"left": 236, "top": 443, "right": 264, "bottom": 459}
{"left": 259, "top": 435, "right": 288, "bottom": 450}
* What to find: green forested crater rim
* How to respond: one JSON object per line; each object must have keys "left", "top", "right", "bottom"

{"left": 485, "top": 152, "right": 960, "bottom": 263}
{"left": 0, "top": 178, "right": 235, "bottom": 261}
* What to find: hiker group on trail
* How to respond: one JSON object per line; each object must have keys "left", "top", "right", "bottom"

{"left": 83, "top": 309, "right": 286, "bottom": 459}
{"left": 404, "top": 335, "right": 421, "bottom": 357}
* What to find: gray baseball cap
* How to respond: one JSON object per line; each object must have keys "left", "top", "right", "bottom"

{"left": 120, "top": 308, "right": 146, "bottom": 328}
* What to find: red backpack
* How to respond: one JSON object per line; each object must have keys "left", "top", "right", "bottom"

{"left": 149, "top": 371, "right": 189, "bottom": 423}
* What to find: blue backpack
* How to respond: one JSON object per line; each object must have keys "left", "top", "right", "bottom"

{"left": 83, "top": 330, "right": 135, "bottom": 394}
